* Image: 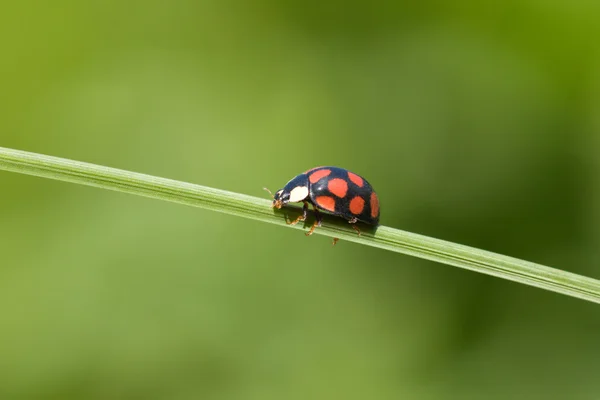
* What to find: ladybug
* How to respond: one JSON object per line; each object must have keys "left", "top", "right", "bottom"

{"left": 266, "top": 166, "right": 380, "bottom": 241}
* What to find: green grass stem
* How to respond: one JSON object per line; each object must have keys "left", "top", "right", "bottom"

{"left": 1, "top": 146, "right": 599, "bottom": 304}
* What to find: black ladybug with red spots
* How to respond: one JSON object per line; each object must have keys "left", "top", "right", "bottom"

{"left": 266, "top": 166, "right": 379, "bottom": 239}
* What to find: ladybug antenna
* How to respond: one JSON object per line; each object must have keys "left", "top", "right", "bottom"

{"left": 263, "top": 187, "right": 274, "bottom": 199}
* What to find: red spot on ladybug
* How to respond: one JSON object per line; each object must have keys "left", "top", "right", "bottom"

{"left": 370, "top": 192, "right": 379, "bottom": 218}
{"left": 315, "top": 196, "right": 336, "bottom": 212}
{"left": 309, "top": 169, "right": 331, "bottom": 183}
{"left": 348, "top": 172, "right": 364, "bottom": 187}
{"left": 328, "top": 178, "right": 348, "bottom": 198}
{"left": 349, "top": 196, "right": 365, "bottom": 215}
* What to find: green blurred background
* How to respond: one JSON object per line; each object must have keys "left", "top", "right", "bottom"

{"left": 1, "top": 1, "right": 599, "bottom": 399}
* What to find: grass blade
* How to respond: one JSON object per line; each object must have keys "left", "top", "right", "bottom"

{"left": 1, "top": 146, "right": 599, "bottom": 304}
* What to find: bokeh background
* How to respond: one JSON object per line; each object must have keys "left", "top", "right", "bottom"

{"left": 1, "top": 1, "right": 599, "bottom": 399}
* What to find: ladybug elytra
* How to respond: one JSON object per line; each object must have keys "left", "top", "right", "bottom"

{"left": 266, "top": 166, "right": 379, "bottom": 241}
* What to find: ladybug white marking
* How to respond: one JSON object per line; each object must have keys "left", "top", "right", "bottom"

{"left": 289, "top": 186, "right": 309, "bottom": 202}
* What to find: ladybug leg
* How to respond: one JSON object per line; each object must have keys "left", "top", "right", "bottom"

{"left": 306, "top": 219, "right": 321, "bottom": 236}
{"left": 287, "top": 201, "right": 309, "bottom": 226}
{"left": 348, "top": 217, "right": 361, "bottom": 236}
{"left": 305, "top": 204, "right": 322, "bottom": 236}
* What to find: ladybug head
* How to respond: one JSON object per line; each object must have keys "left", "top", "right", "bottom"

{"left": 264, "top": 187, "right": 288, "bottom": 209}
{"left": 265, "top": 174, "right": 310, "bottom": 209}
{"left": 272, "top": 189, "right": 288, "bottom": 209}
